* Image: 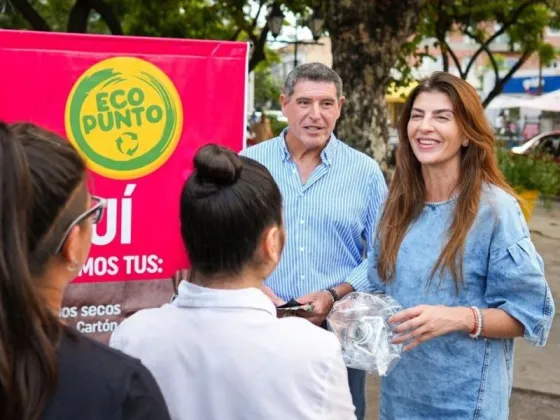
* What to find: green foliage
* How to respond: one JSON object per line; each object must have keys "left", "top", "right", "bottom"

{"left": 269, "top": 115, "right": 288, "bottom": 137}
{"left": 497, "top": 147, "right": 560, "bottom": 197}
{"left": 403, "top": 0, "right": 560, "bottom": 105}
{"left": 253, "top": 64, "right": 282, "bottom": 110}
{"left": 1, "top": 0, "right": 318, "bottom": 72}
{"left": 115, "top": 0, "right": 234, "bottom": 40}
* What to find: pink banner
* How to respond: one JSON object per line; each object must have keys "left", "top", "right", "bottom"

{"left": 0, "top": 30, "right": 248, "bottom": 340}
{"left": 0, "top": 29, "right": 248, "bottom": 283}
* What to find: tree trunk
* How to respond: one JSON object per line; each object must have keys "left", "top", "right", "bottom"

{"left": 325, "top": 0, "right": 423, "bottom": 167}
{"left": 68, "top": 0, "right": 91, "bottom": 33}
{"left": 67, "top": 0, "right": 123, "bottom": 35}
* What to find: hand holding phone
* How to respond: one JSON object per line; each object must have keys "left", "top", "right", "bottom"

{"left": 276, "top": 299, "right": 314, "bottom": 313}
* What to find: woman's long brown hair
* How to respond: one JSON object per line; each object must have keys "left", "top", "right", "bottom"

{"left": 0, "top": 122, "right": 86, "bottom": 420}
{"left": 377, "top": 72, "right": 517, "bottom": 289}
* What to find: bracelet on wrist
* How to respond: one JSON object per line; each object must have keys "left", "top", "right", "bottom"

{"left": 326, "top": 288, "right": 340, "bottom": 303}
{"left": 469, "top": 306, "right": 483, "bottom": 339}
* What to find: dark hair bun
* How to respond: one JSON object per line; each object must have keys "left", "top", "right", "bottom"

{"left": 194, "top": 144, "right": 242, "bottom": 187}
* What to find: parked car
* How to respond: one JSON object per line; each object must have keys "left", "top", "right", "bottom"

{"left": 511, "top": 131, "right": 560, "bottom": 163}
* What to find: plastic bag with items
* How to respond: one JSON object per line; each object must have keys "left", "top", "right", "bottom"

{"left": 326, "top": 292, "right": 403, "bottom": 376}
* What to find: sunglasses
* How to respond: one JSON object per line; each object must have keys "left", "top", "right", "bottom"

{"left": 54, "top": 195, "right": 108, "bottom": 254}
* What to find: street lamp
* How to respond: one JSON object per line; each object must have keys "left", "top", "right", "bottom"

{"left": 308, "top": 8, "right": 325, "bottom": 41}
{"left": 267, "top": 4, "right": 324, "bottom": 68}
{"left": 267, "top": 3, "right": 284, "bottom": 39}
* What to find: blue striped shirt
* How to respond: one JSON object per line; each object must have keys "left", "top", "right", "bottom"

{"left": 241, "top": 132, "right": 387, "bottom": 301}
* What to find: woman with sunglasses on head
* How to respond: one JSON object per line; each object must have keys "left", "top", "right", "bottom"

{"left": 0, "top": 122, "right": 171, "bottom": 420}
{"left": 368, "top": 72, "right": 554, "bottom": 419}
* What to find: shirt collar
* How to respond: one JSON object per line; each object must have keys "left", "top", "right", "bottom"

{"left": 172, "top": 281, "right": 276, "bottom": 316}
{"left": 278, "top": 129, "right": 339, "bottom": 167}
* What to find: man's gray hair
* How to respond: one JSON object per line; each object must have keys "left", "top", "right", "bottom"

{"left": 283, "top": 63, "right": 343, "bottom": 99}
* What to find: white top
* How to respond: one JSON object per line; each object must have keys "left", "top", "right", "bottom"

{"left": 110, "top": 281, "right": 356, "bottom": 420}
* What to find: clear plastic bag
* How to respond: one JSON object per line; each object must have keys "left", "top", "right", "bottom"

{"left": 326, "top": 292, "right": 403, "bottom": 376}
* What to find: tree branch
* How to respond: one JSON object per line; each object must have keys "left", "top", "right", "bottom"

{"left": 12, "top": 0, "right": 50, "bottom": 31}
{"left": 464, "top": 28, "right": 500, "bottom": 84}
{"left": 443, "top": 39, "right": 464, "bottom": 78}
{"left": 229, "top": 28, "right": 243, "bottom": 41}
{"left": 67, "top": 0, "right": 122, "bottom": 34}
{"left": 231, "top": 9, "right": 258, "bottom": 44}
{"left": 68, "top": 0, "right": 90, "bottom": 33}
{"left": 464, "top": 0, "right": 546, "bottom": 77}
{"left": 434, "top": 0, "right": 452, "bottom": 72}
{"left": 248, "top": 24, "right": 270, "bottom": 72}
{"left": 250, "top": 0, "right": 266, "bottom": 33}
{"left": 88, "top": 0, "right": 122, "bottom": 35}
{"left": 482, "top": 50, "right": 532, "bottom": 107}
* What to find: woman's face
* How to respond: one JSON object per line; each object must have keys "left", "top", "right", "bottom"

{"left": 407, "top": 91, "right": 465, "bottom": 169}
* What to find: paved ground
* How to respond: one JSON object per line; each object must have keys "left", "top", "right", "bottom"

{"left": 364, "top": 202, "right": 560, "bottom": 419}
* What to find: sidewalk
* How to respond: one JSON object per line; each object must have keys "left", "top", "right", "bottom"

{"left": 365, "top": 202, "right": 560, "bottom": 419}
{"left": 512, "top": 203, "right": 560, "bottom": 395}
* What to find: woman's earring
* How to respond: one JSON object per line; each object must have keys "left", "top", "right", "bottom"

{"left": 67, "top": 259, "right": 80, "bottom": 272}
{"left": 462, "top": 140, "right": 469, "bottom": 147}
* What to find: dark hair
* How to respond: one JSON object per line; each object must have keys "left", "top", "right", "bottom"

{"left": 284, "top": 62, "right": 343, "bottom": 99}
{"left": 180, "top": 144, "right": 283, "bottom": 276}
{"left": 0, "top": 121, "right": 87, "bottom": 420}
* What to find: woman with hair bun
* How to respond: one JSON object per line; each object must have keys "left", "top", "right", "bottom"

{"left": 111, "top": 144, "right": 356, "bottom": 420}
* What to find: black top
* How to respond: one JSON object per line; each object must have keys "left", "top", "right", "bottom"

{"left": 42, "top": 332, "right": 171, "bottom": 420}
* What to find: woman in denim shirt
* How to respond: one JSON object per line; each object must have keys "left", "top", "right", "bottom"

{"left": 368, "top": 72, "right": 554, "bottom": 419}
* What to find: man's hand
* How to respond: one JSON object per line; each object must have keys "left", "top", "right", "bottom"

{"left": 295, "top": 291, "right": 334, "bottom": 326}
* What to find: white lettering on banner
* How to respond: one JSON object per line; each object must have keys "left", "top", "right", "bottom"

{"left": 121, "top": 184, "right": 135, "bottom": 244}
{"left": 77, "top": 320, "right": 119, "bottom": 334}
{"left": 59, "top": 306, "right": 78, "bottom": 319}
{"left": 59, "top": 304, "right": 122, "bottom": 319}
{"left": 123, "top": 254, "right": 164, "bottom": 275}
{"left": 77, "top": 254, "right": 165, "bottom": 277}
{"left": 80, "top": 256, "right": 120, "bottom": 276}
{"left": 80, "top": 304, "right": 122, "bottom": 317}
{"left": 522, "top": 77, "right": 545, "bottom": 91}
{"left": 93, "top": 183, "right": 135, "bottom": 246}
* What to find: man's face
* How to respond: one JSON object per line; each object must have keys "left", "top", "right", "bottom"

{"left": 281, "top": 80, "right": 344, "bottom": 149}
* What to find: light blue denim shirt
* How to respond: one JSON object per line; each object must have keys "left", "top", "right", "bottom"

{"left": 368, "top": 184, "right": 555, "bottom": 420}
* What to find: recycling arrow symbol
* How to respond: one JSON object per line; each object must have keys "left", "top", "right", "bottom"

{"left": 115, "top": 132, "right": 139, "bottom": 157}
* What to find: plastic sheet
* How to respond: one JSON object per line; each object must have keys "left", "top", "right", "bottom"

{"left": 326, "top": 292, "right": 404, "bottom": 376}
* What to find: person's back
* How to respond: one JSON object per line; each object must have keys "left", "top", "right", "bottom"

{"left": 0, "top": 122, "right": 170, "bottom": 420}
{"left": 45, "top": 333, "right": 167, "bottom": 420}
{"left": 112, "top": 284, "right": 354, "bottom": 419}
{"left": 111, "top": 144, "right": 355, "bottom": 420}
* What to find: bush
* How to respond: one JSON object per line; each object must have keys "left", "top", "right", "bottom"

{"left": 268, "top": 116, "right": 288, "bottom": 137}
{"left": 497, "top": 147, "right": 560, "bottom": 198}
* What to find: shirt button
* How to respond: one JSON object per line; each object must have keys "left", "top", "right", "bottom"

{"left": 299, "top": 247, "right": 305, "bottom": 252}
{"left": 301, "top": 275, "right": 305, "bottom": 280}
{"left": 300, "top": 219, "right": 305, "bottom": 224}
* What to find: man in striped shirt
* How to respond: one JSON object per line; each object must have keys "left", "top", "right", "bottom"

{"left": 241, "top": 63, "right": 387, "bottom": 419}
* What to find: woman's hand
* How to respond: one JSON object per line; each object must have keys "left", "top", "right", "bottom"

{"left": 389, "top": 305, "right": 474, "bottom": 351}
